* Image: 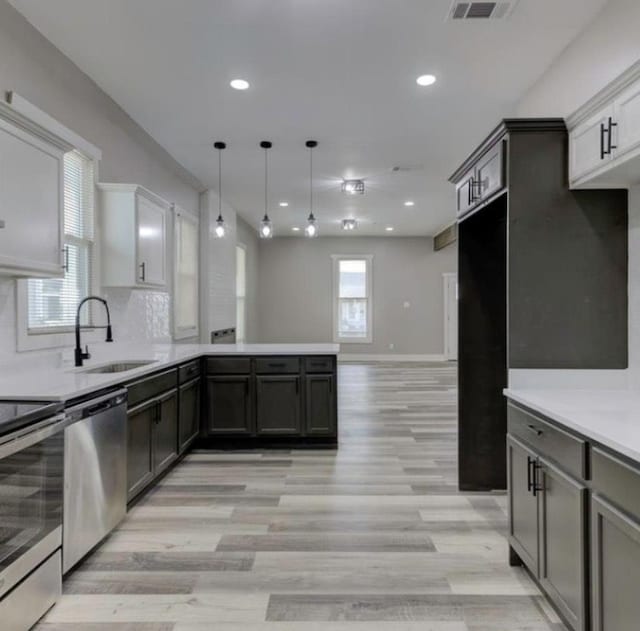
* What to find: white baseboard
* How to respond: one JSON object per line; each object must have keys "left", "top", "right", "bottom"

{"left": 338, "top": 353, "right": 450, "bottom": 362}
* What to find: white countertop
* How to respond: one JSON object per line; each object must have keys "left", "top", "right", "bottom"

{"left": 0, "top": 343, "right": 339, "bottom": 402}
{"left": 504, "top": 388, "right": 640, "bottom": 465}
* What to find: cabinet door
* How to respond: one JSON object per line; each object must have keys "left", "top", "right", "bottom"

{"left": 569, "top": 105, "right": 615, "bottom": 183}
{"left": 206, "top": 376, "right": 252, "bottom": 434}
{"left": 507, "top": 436, "right": 539, "bottom": 574}
{"left": 127, "top": 399, "right": 156, "bottom": 501}
{"left": 476, "top": 141, "right": 505, "bottom": 202}
{"left": 137, "top": 195, "right": 166, "bottom": 286}
{"left": 305, "top": 374, "right": 336, "bottom": 436}
{"left": 614, "top": 81, "right": 640, "bottom": 159}
{"left": 154, "top": 389, "right": 178, "bottom": 475}
{"left": 538, "top": 459, "right": 588, "bottom": 631}
{"left": 0, "top": 118, "right": 64, "bottom": 276}
{"left": 256, "top": 375, "right": 301, "bottom": 435}
{"left": 456, "top": 168, "right": 476, "bottom": 218}
{"left": 592, "top": 495, "right": 640, "bottom": 631}
{"left": 179, "top": 377, "right": 201, "bottom": 453}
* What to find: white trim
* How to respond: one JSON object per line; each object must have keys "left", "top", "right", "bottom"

{"left": 6, "top": 92, "right": 101, "bottom": 160}
{"left": 339, "top": 353, "right": 447, "bottom": 362}
{"left": 331, "top": 254, "right": 373, "bottom": 344}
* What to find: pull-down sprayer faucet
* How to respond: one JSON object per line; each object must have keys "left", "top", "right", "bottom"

{"left": 75, "top": 296, "right": 113, "bottom": 367}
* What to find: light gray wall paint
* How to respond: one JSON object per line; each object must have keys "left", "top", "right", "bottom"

{"left": 237, "top": 217, "right": 260, "bottom": 343}
{"left": 256, "top": 237, "right": 457, "bottom": 356}
{"left": 515, "top": 0, "right": 638, "bottom": 385}
{"left": 0, "top": 0, "right": 203, "bottom": 364}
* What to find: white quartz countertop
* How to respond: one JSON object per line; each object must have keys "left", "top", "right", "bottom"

{"left": 0, "top": 343, "right": 340, "bottom": 402}
{"left": 504, "top": 388, "right": 640, "bottom": 465}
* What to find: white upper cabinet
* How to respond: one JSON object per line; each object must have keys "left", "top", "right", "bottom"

{"left": 0, "top": 101, "right": 70, "bottom": 277}
{"left": 99, "top": 183, "right": 169, "bottom": 288}
{"left": 569, "top": 61, "right": 640, "bottom": 189}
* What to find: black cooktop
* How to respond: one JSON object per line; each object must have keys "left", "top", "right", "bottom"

{"left": 0, "top": 401, "right": 64, "bottom": 438}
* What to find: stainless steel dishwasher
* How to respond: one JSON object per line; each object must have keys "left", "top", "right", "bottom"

{"left": 63, "top": 388, "right": 127, "bottom": 574}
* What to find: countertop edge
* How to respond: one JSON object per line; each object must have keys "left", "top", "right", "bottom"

{"left": 504, "top": 388, "right": 640, "bottom": 466}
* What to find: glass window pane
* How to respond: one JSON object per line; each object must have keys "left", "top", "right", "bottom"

{"left": 175, "top": 215, "right": 198, "bottom": 331}
{"left": 339, "top": 259, "right": 367, "bottom": 298}
{"left": 338, "top": 298, "right": 367, "bottom": 338}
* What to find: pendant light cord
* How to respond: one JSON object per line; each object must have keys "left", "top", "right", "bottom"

{"left": 264, "top": 145, "right": 268, "bottom": 217}
{"left": 218, "top": 148, "right": 222, "bottom": 217}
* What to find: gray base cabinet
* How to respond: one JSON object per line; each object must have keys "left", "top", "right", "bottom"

{"left": 305, "top": 374, "right": 337, "bottom": 436}
{"left": 154, "top": 389, "right": 178, "bottom": 475}
{"left": 127, "top": 399, "right": 155, "bottom": 500}
{"left": 203, "top": 355, "right": 337, "bottom": 441}
{"left": 178, "top": 377, "right": 200, "bottom": 453}
{"left": 256, "top": 375, "right": 301, "bottom": 435}
{"left": 507, "top": 404, "right": 587, "bottom": 631}
{"left": 206, "top": 376, "right": 253, "bottom": 434}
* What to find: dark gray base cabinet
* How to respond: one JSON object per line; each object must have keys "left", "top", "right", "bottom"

{"left": 507, "top": 404, "right": 588, "bottom": 631}
{"left": 178, "top": 377, "right": 201, "bottom": 453}
{"left": 203, "top": 355, "right": 338, "bottom": 441}
{"left": 256, "top": 375, "right": 301, "bottom": 435}
{"left": 305, "top": 374, "right": 337, "bottom": 436}
{"left": 154, "top": 389, "right": 178, "bottom": 476}
{"left": 206, "top": 376, "right": 253, "bottom": 434}
{"left": 591, "top": 448, "right": 640, "bottom": 631}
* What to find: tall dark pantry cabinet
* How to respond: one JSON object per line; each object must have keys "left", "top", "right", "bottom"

{"left": 450, "top": 119, "right": 628, "bottom": 491}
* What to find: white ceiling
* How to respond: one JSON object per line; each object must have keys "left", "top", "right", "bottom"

{"left": 10, "top": 0, "right": 608, "bottom": 236}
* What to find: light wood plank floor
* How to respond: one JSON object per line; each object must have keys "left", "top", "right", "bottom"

{"left": 37, "top": 362, "right": 567, "bottom": 630}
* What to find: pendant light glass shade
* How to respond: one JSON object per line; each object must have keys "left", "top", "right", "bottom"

{"left": 214, "top": 141, "right": 226, "bottom": 238}
{"left": 305, "top": 212, "right": 317, "bottom": 238}
{"left": 305, "top": 140, "right": 318, "bottom": 238}
{"left": 259, "top": 141, "right": 273, "bottom": 239}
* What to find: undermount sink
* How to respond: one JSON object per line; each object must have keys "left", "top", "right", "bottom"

{"left": 81, "top": 360, "right": 157, "bottom": 374}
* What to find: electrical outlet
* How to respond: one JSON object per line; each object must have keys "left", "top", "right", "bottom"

{"left": 389, "top": 343, "right": 394, "bottom": 350}
{"left": 403, "top": 301, "right": 411, "bottom": 309}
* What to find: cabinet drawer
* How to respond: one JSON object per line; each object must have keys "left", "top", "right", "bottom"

{"left": 592, "top": 447, "right": 640, "bottom": 519}
{"left": 127, "top": 368, "right": 177, "bottom": 408}
{"left": 305, "top": 356, "right": 335, "bottom": 373}
{"left": 179, "top": 360, "right": 201, "bottom": 384}
{"left": 256, "top": 357, "right": 300, "bottom": 374}
{"left": 206, "top": 357, "right": 251, "bottom": 375}
{"left": 508, "top": 403, "right": 587, "bottom": 481}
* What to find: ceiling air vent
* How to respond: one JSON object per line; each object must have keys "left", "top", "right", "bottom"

{"left": 448, "top": 1, "right": 519, "bottom": 20}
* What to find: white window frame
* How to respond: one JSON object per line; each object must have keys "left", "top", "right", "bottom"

{"left": 14, "top": 94, "right": 102, "bottom": 352}
{"left": 332, "top": 254, "right": 373, "bottom": 344}
{"left": 173, "top": 207, "right": 200, "bottom": 340}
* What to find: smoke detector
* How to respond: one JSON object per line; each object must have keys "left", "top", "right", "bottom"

{"left": 448, "top": 1, "right": 520, "bottom": 20}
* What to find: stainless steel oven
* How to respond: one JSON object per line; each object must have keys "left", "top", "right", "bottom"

{"left": 0, "top": 404, "right": 66, "bottom": 630}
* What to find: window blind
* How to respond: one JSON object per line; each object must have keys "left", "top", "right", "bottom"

{"left": 174, "top": 212, "right": 199, "bottom": 335}
{"left": 27, "top": 150, "right": 95, "bottom": 332}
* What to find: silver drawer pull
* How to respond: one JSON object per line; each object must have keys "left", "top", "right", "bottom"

{"left": 527, "top": 424, "right": 543, "bottom": 436}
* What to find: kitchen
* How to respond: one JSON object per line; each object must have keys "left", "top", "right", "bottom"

{"left": 0, "top": 0, "right": 640, "bottom": 630}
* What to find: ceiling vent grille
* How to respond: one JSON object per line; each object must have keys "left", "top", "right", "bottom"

{"left": 448, "top": 1, "right": 519, "bottom": 20}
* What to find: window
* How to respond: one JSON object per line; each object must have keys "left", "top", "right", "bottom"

{"left": 236, "top": 244, "right": 246, "bottom": 343}
{"left": 173, "top": 209, "right": 199, "bottom": 339}
{"left": 27, "top": 150, "right": 95, "bottom": 333}
{"left": 332, "top": 255, "right": 373, "bottom": 343}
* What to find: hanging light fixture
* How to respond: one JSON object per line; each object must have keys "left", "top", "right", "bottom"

{"left": 305, "top": 140, "right": 318, "bottom": 238}
{"left": 259, "top": 141, "right": 273, "bottom": 239}
{"left": 214, "top": 141, "right": 226, "bottom": 238}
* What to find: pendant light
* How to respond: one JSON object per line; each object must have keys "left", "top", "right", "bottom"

{"left": 214, "top": 141, "right": 226, "bottom": 238}
{"left": 259, "top": 141, "right": 273, "bottom": 239}
{"left": 305, "top": 140, "right": 318, "bottom": 238}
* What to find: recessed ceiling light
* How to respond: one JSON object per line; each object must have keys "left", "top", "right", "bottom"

{"left": 385, "top": 226, "right": 394, "bottom": 232}
{"left": 342, "top": 179, "right": 365, "bottom": 195}
{"left": 404, "top": 201, "right": 415, "bottom": 207}
{"left": 342, "top": 219, "right": 358, "bottom": 231}
{"left": 230, "top": 79, "right": 250, "bottom": 90}
{"left": 279, "top": 201, "right": 289, "bottom": 207}
{"left": 292, "top": 227, "right": 300, "bottom": 232}
{"left": 416, "top": 74, "right": 436, "bottom": 87}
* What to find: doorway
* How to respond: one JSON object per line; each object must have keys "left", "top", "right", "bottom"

{"left": 443, "top": 272, "right": 458, "bottom": 361}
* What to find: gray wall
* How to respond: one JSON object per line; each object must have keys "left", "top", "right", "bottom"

{"left": 256, "top": 237, "right": 457, "bottom": 356}
{"left": 237, "top": 217, "right": 260, "bottom": 343}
